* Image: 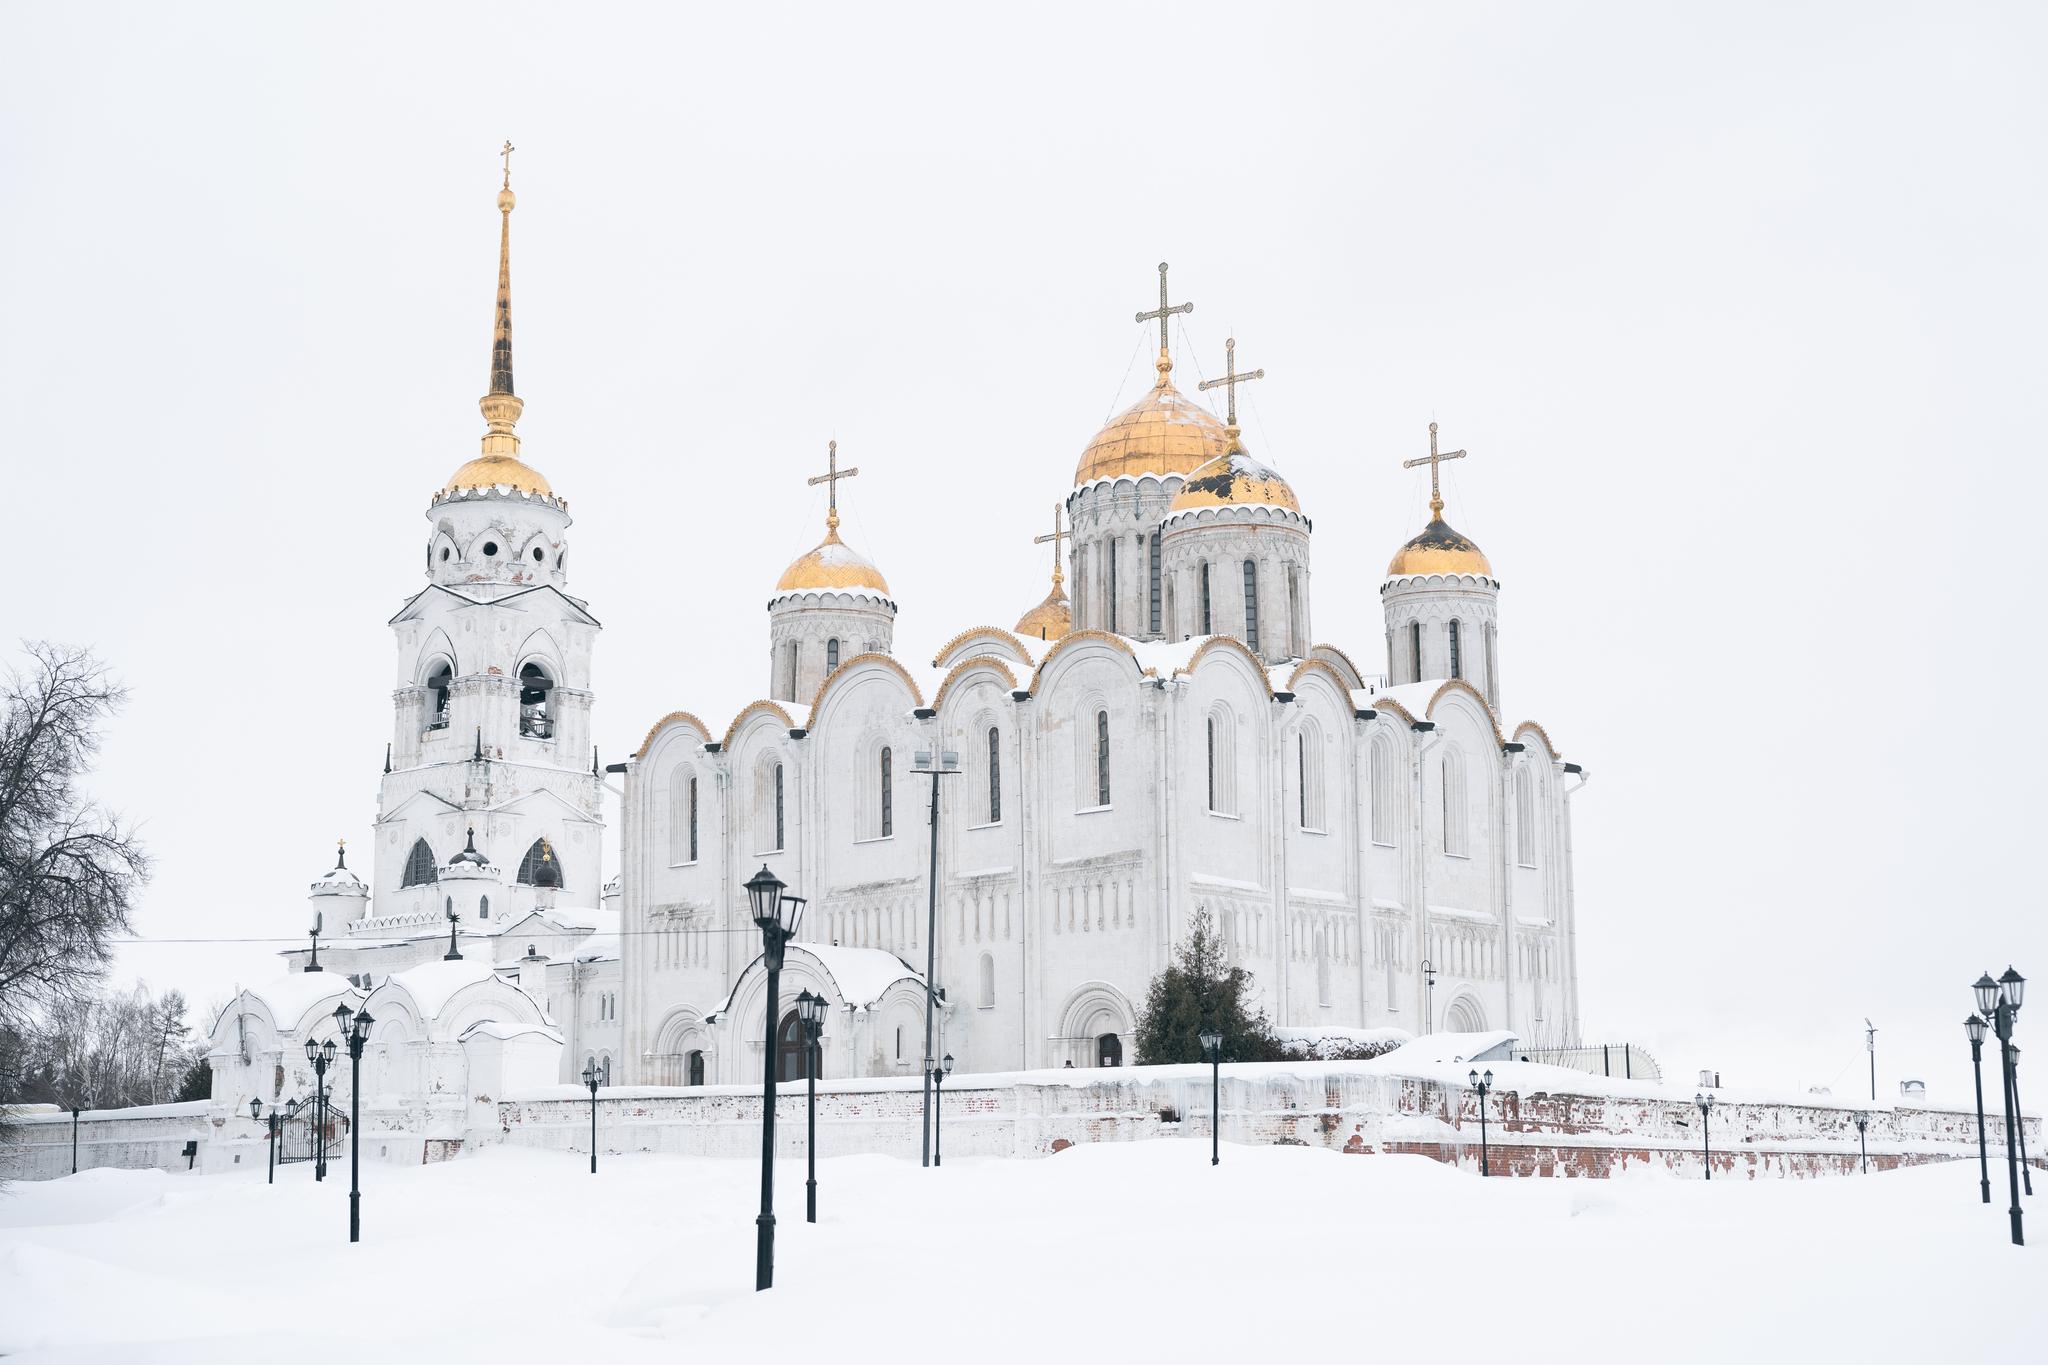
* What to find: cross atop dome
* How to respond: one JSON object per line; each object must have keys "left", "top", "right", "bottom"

{"left": 806, "top": 440, "right": 859, "bottom": 534}
{"left": 1135, "top": 262, "right": 1193, "bottom": 387}
{"left": 1403, "top": 421, "right": 1467, "bottom": 521}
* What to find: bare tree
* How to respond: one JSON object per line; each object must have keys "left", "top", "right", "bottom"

{"left": 0, "top": 642, "right": 150, "bottom": 1032}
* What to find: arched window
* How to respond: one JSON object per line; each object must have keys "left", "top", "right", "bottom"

{"left": 777, "top": 1011, "right": 807, "bottom": 1082}
{"left": 686, "top": 1050, "right": 705, "bottom": 1086}
{"left": 669, "top": 765, "right": 697, "bottom": 865}
{"left": 827, "top": 638, "right": 840, "bottom": 670}
{"left": 516, "top": 838, "right": 562, "bottom": 886}
{"left": 1515, "top": 766, "right": 1538, "bottom": 867}
{"left": 1097, "top": 1032, "right": 1123, "bottom": 1068}
{"left": 1107, "top": 537, "right": 1119, "bottom": 634}
{"left": 1298, "top": 724, "right": 1327, "bottom": 831}
{"left": 987, "top": 726, "right": 1001, "bottom": 823}
{"left": 1148, "top": 532, "right": 1162, "bottom": 635}
{"left": 880, "top": 747, "right": 893, "bottom": 837}
{"left": 1441, "top": 749, "right": 1469, "bottom": 857}
{"left": 979, "top": 952, "right": 995, "bottom": 1008}
{"left": 1370, "top": 734, "right": 1397, "bottom": 845}
{"left": 1200, "top": 562, "right": 1212, "bottom": 634}
{"left": 1410, "top": 621, "right": 1423, "bottom": 683}
{"left": 1448, "top": 620, "right": 1462, "bottom": 680}
{"left": 1205, "top": 708, "right": 1237, "bottom": 815}
{"left": 1096, "top": 712, "right": 1111, "bottom": 806}
{"left": 1242, "top": 561, "right": 1260, "bottom": 653}
{"left": 599, "top": 1054, "right": 612, "bottom": 1086}
{"left": 401, "top": 838, "right": 437, "bottom": 887}
{"left": 1207, "top": 717, "right": 1216, "bottom": 811}
{"left": 478, "top": 894, "right": 489, "bottom": 920}
{"left": 518, "top": 662, "right": 554, "bottom": 739}
{"left": 774, "top": 763, "right": 785, "bottom": 851}
{"left": 424, "top": 662, "right": 453, "bottom": 730}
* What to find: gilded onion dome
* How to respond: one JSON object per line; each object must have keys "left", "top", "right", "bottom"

{"left": 1015, "top": 586, "right": 1071, "bottom": 642}
{"left": 1387, "top": 514, "right": 1492, "bottom": 578}
{"left": 1073, "top": 355, "right": 1232, "bottom": 485}
{"left": 445, "top": 174, "right": 554, "bottom": 498}
{"left": 1168, "top": 447, "right": 1300, "bottom": 515}
{"left": 776, "top": 525, "right": 891, "bottom": 595}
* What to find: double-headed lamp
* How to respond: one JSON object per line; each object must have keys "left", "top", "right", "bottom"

{"left": 796, "top": 989, "right": 827, "bottom": 1032}
{"left": 581, "top": 1058, "right": 599, "bottom": 1092}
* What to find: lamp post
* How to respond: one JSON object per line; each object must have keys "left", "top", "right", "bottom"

{"left": 934, "top": 1052, "right": 954, "bottom": 1167}
{"left": 305, "top": 1034, "right": 337, "bottom": 1181}
{"left": 1851, "top": 1111, "right": 1869, "bottom": 1175}
{"left": 1967, "top": 1014, "right": 1992, "bottom": 1204}
{"left": 1421, "top": 959, "right": 1437, "bottom": 1034}
{"left": 745, "top": 864, "right": 805, "bottom": 1292}
{"left": 581, "top": 1058, "right": 600, "bottom": 1174}
{"left": 912, "top": 746, "right": 959, "bottom": 1168}
{"left": 249, "top": 1097, "right": 303, "bottom": 1185}
{"left": 1469, "top": 1069, "right": 1495, "bottom": 1176}
{"left": 796, "top": 989, "right": 826, "bottom": 1222}
{"left": 70, "top": 1094, "right": 91, "bottom": 1175}
{"left": 1695, "top": 1092, "right": 1715, "bottom": 1181}
{"left": 1974, "top": 967, "right": 2027, "bottom": 1246}
{"left": 334, "top": 1002, "right": 374, "bottom": 1242}
{"left": 1200, "top": 1027, "right": 1223, "bottom": 1166}
{"left": 2011, "top": 1043, "right": 2032, "bottom": 1196}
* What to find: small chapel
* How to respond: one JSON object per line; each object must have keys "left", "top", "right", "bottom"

{"left": 213, "top": 166, "right": 1590, "bottom": 1117}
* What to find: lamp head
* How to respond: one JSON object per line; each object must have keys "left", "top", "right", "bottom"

{"left": 1469, "top": 1069, "right": 1479, "bottom": 1088}
{"left": 1483, "top": 1070, "right": 1493, "bottom": 1087}
{"left": 320, "top": 1037, "right": 337, "bottom": 1066}
{"left": 249, "top": 1098, "right": 262, "bottom": 1120}
{"left": 304, "top": 1036, "right": 320, "bottom": 1064}
{"left": 581, "top": 1058, "right": 598, "bottom": 1090}
{"left": 942, "top": 1053, "right": 955, "bottom": 1075}
{"left": 332, "top": 1003, "right": 354, "bottom": 1034}
{"left": 1974, "top": 972, "right": 2001, "bottom": 1016}
{"left": 796, "top": 989, "right": 827, "bottom": 1029}
{"left": 777, "top": 894, "right": 807, "bottom": 940}
{"left": 351, "top": 1008, "right": 375, "bottom": 1041}
{"left": 1966, "top": 1013, "right": 1988, "bottom": 1045}
{"left": 1999, "top": 965, "right": 2025, "bottom": 1012}
{"left": 744, "top": 864, "right": 787, "bottom": 930}
{"left": 1198, "top": 1027, "right": 1222, "bottom": 1055}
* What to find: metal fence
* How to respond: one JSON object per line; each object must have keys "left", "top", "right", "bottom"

{"left": 1503, "top": 1043, "right": 1662, "bottom": 1082}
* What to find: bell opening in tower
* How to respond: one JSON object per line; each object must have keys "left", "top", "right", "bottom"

{"left": 519, "top": 662, "right": 555, "bottom": 739}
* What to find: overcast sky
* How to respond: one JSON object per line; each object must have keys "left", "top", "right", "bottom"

{"left": 5, "top": 4, "right": 2043, "bottom": 1104}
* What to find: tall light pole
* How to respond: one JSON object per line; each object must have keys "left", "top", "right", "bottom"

{"left": 746, "top": 864, "right": 805, "bottom": 1291}
{"left": 250, "top": 1097, "right": 301, "bottom": 1185}
{"left": 1851, "top": 1111, "right": 1868, "bottom": 1175}
{"left": 797, "top": 988, "right": 826, "bottom": 1222}
{"left": 335, "top": 1002, "right": 374, "bottom": 1242}
{"left": 304, "top": 1035, "right": 336, "bottom": 1181}
{"left": 912, "top": 744, "right": 959, "bottom": 1168}
{"left": 1974, "top": 967, "right": 2027, "bottom": 1246}
{"left": 2011, "top": 1043, "right": 2032, "bottom": 1196}
{"left": 581, "top": 1058, "right": 600, "bottom": 1174}
{"left": 1865, "top": 1018, "right": 1877, "bottom": 1102}
{"left": 1966, "top": 1014, "right": 1992, "bottom": 1204}
{"left": 1200, "top": 1027, "right": 1223, "bottom": 1166}
{"left": 1695, "top": 1092, "right": 1715, "bottom": 1181}
{"left": 1469, "top": 1069, "right": 1495, "bottom": 1176}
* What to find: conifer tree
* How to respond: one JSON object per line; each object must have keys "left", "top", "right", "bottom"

{"left": 1133, "top": 908, "right": 1280, "bottom": 1064}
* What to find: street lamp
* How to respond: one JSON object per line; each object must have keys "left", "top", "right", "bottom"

{"left": 1851, "top": 1111, "right": 1869, "bottom": 1175}
{"left": 1976, "top": 966, "right": 2028, "bottom": 1246}
{"left": 2011, "top": 1043, "right": 2032, "bottom": 1196}
{"left": 335, "top": 1002, "right": 374, "bottom": 1242}
{"left": 69, "top": 1088, "right": 95, "bottom": 1175}
{"left": 745, "top": 863, "right": 805, "bottom": 1292}
{"left": 1965, "top": 1014, "right": 1992, "bottom": 1204}
{"left": 1695, "top": 1092, "right": 1715, "bottom": 1181}
{"left": 305, "top": 1034, "right": 337, "bottom": 1181}
{"left": 581, "top": 1058, "right": 600, "bottom": 1175}
{"left": 934, "top": 1052, "right": 955, "bottom": 1167}
{"left": 796, "top": 988, "right": 827, "bottom": 1223}
{"left": 1199, "top": 1027, "right": 1223, "bottom": 1167}
{"left": 249, "top": 1096, "right": 303, "bottom": 1185}
{"left": 911, "top": 746, "right": 960, "bottom": 1168}
{"left": 1469, "top": 1070, "right": 1495, "bottom": 1177}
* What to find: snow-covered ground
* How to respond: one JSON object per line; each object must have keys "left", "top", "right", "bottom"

{"left": 0, "top": 1144, "right": 2036, "bottom": 1362}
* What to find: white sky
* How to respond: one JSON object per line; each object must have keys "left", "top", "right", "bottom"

{"left": 5, "top": 5, "right": 2043, "bottom": 1105}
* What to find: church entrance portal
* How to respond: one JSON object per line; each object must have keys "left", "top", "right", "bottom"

{"left": 777, "top": 1010, "right": 808, "bottom": 1082}
{"left": 1097, "top": 1033, "right": 1122, "bottom": 1067}
{"left": 686, "top": 1050, "right": 705, "bottom": 1086}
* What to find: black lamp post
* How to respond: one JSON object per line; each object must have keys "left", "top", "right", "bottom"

{"left": 745, "top": 863, "right": 805, "bottom": 1292}
{"left": 1200, "top": 1027, "right": 1223, "bottom": 1166}
{"left": 1469, "top": 1069, "right": 1495, "bottom": 1176}
{"left": 305, "top": 1034, "right": 337, "bottom": 1181}
{"left": 334, "top": 1002, "right": 374, "bottom": 1242}
{"left": 934, "top": 1052, "right": 954, "bottom": 1167}
{"left": 249, "top": 1096, "right": 303, "bottom": 1185}
{"left": 70, "top": 1092, "right": 92, "bottom": 1175}
{"left": 1695, "top": 1092, "right": 1715, "bottom": 1181}
{"left": 796, "top": 988, "right": 827, "bottom": 1222}
{"left": 581, "top": 1057, "right": 600, "bottom": 1174}
{"left": 1974, "top": 967, "right": 2027, "bottom": 1246}
{"left": 1851, "top": 1111, "right": 1868, "bottom": 1175}
{"left": 912, "top": 746, "right": 959, "bottom": 1168}
{"left": 2011, "top": 1042, "right": 2032, "bottom": 1196}
{"left": 1967, "top": 1013, "right": 1992, "bottom": 1204}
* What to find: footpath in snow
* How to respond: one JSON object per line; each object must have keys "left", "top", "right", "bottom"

{"left": 0, "top": 1143, "right": 2037, "bottom": 1363}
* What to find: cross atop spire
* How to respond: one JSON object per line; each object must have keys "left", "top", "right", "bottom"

{"left": 1033, "top": 502, "right": 1069, "bottom": 591}
{"left": 806, "top": 439, "right": 860, "bottom": 534}
{"left": 1402, "top": 421, "right": 1468, "bottom": 520}
{"left": 500, "top": 140, "right": 515, "bottom": 189}
{"left": 1197, "top": 337, "right": 1265, "bottom": 447}
{"left": 1135, "top": 262, "right": 1193, "bottom": 386}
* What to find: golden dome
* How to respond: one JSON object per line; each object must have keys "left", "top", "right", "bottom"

{"left": 776, "top": 525, "right": 891, "bottom": 595}
{"left": 1168, "top": 447, "right": 1300, "bottom": 515}
{"left": 1074, "top": 357, "right": 1231, "bottom": 486}
{"left": 1387, "top": 514, "right": 1492, "bottom": 578}
{"left": 1015, "top": 583, "right": 1071, "bottom": 642}
{"left": 445, "top": 453, "right": 553, "bottom": 497}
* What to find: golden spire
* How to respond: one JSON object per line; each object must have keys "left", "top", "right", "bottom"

{"left": 1197, "top": 337, "right": 1265, "bottom": 453}
{"left": 1403, "top": 421, "right": 1468, "bottom": 521}
{"left": 1135, "top": 261, "right": 1194, "bottom": 388}
{"left": 805, "top": 439, "right": 859, "bottom": 539}
{"left": 480, "top": 141, "right": 524, "bottom": 457}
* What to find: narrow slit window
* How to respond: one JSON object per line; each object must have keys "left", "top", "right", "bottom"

{"left": 1108, "top": 538, "right": 1118, "bottom": 634}
{"left": 1148, "top": 532, "right": 1162, "bottom": 635}
{"left": 689, "top": 775, "right": 699, "bottom": 862}
{"left": 988, "top": 726, "right": 1001, "bottom": 823}
{"left": 1410, "top": 621, "right": 1423, "bottom": 683}
{"left": 1207, "top": 717, "right": 1216, "bottom": 812}
{"left": 881, "top": 747, "right": 893, "bottom": 838}
{"left": 1448, "top": 620, "right": 1462, "bottom": 680}
{"left": 1096, "top": 711, "right": 1110, "bottom": 806}
{"left": 1299, "top": 735, "right": 1307, "bottom": 827}
{"left": 774, "top": 764, "right": 785, "bottom": 851}
{"left": 1201, "top": 563, "right": 1212, "bottom": 634}
{"left": 1243, "top": 561, "right": 1260, "bottom": 653}
{"left": 827, "top": 638, "right": 839, "bottom": 670}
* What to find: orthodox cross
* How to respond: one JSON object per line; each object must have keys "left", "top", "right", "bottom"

{"left": 500, "top": 140, "right": 515, "bottom": 188}
{"left": 1197, "top": 337, "right": 1265, "bottom": 428}
{"left": 305, "top": 911, "right": 324, "bottom": 974}
{"left": 807, "top": 440, "right": 859, "bottom": 532}
{"left": 1403, "top": 421, "right": 1467, "bottom": 519}
{"left": 1033, "top": 503, "right": 1069, "bottom": 587}
{"left": 1135, "top": 261, "right": 1193, "bottom": 357}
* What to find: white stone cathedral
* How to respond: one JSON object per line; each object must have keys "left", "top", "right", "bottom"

{"left": 235, "top": 183, "right": 1590, "bottom": 1104}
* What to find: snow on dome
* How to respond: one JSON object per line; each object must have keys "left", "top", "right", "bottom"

{"left": 1074, "top": 368, "right": 1231, "bottom": 486}
{"left": 775, "top": 526, "right": 891, "bottom": 596}
{"left": 1167, "top": 449, "right": 1301, "bottom": 515}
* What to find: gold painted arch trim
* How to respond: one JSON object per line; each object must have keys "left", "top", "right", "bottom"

{"left": 721, "top": 700, "right": 797, "bottom": 751}
{"left": 1023, "top": 629, "right": 1147, "bottom": 696}
{"left": 1422, "top": 678, "right": 1507, "bottom": 748}
{"left": 1171, "top": 635, "right": 1274, "bottom": 697}
{"left": 1284, "top": 658, "right": 1354, "bottom": 700}
{"left": 1307, "top": 643, "right": 1369, "bottom": 691}
{"left": 803, "top": 652, "right": 928, "bottom": 730}
{"left": 932, "top": 656, "right": 1021, "bottom": 710}
{"left": 931, "top": 626, "right": 1032, "bottom": 670}
{"left": 1512, "top": 720, "right": 1561, "bottom": 759}
{"left": 634, "top": 710, "right": 712, "bottom": 759}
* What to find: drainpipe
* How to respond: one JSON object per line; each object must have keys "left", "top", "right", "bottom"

{"left": 1274, "top": 693, "right": 1294, "bottom": 1025}
{"left": 1499, "top": 745, "right": 1523, "bottom": 1035}
{"left": 1353, "top": 715, "right": 1371, "bottom": 1026}
{"left": 1411, "top": 723, "right": 1446, "bottom": 1034}
{"left": 1153, "top": 678, "right": 1175, "bottom": 971}
{"left": 1559, "top": 763, "right": 1589, "bottom": 1046}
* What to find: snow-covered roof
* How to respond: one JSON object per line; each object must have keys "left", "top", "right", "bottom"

{"left": 232, "top": 973, "right": 363, "bottom": 1033}
{"left": 787, "top": 943, "right": 923, "bottom": 1008}
{"left": 459, "top": 1019, "right": 564, "bottom": 1045}
{"left": 380, "top": 958, "right": 506, "bottom": 1018}
{"left": 1379, "top": 1030, "right": 1520, "bottom": 1068}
